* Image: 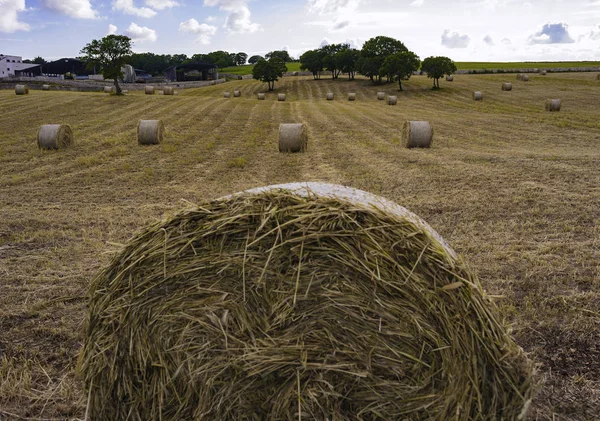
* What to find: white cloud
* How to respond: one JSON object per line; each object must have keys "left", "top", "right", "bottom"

{"left": 332, "top": 20, "right": 349, "bottom": 31}
{"left": 144, "top": 0, "right": 179, "bottom": 9}
{"left": 307, "top": 0, "right": 360, "bottom": 14}
{"left": 528, "top": 23, "right": 575, "bottom": 44}
{"left": 501, "top": 37, "right": 512, "bottom": 45}
{"left": 108, "top": 23, "right": 118, "bottom": 35}
{"left": 113, "top": 0, "right": 157, "bottom": 18}
{"left": 42, "top": 0, "right": 98, "bottom": 19}
{"left": 410, "top": 0, "right": 424, "bottom": 6}
{"left": 319, "top": 38, "right": 331, "bottom": 47}
{"left": 441, "top": 29, "right": 470, "bottom": 48}
{"left": 124, "top": 22, "right": 157, "bottom": 42}
{"left": 206, "top": 15, "right": 217, "bottom": 22}
{"left": 204, "top": 0, "right": 261, "bottom": 33}
{"left": 179, "top": 18, "right": 217, "bottom": 44}
{"left": 0, "top": 0, "right": 30, "bottom": 32}
{"left": 483, "top": 35, "right": 494, "bottom": 45}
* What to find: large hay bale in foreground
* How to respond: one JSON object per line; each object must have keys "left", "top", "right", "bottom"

{"left": 145, "top": 86, "right": 155, "bottom": 95}
{"left": 473, "top": 91, "right": 483, "bottom": 101}
{"left": 377, "top": 92, "right": 385, "bottom": 100}
{"left": 545, "top": 99, "right": 561, "bottom": 112}
{"left": 79, "top": 182, "right": 535, "bottom": 421}
{"left": 37, "top": 124, "right": 73, "bottom": 149}
{"left": 15, "top": 85, "right": 28, "bottom": 95}
{"left": 278, "top": 123, "right": 307, "bottom": 153}
{"left": 402, "top": 120, "right": 433, "bottom": 148}
{"left": 137, "top": 120, "right": 164, "bottom": 145}
{"left": 388, "top": 95, "right": 397, "bottom": 105}
{"left": 502, "top": 82, "right": 513, "bottom": 91}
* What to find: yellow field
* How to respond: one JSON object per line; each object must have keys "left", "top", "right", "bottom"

{"left": 0, "top": 73, "right": 598, "bottom": 420}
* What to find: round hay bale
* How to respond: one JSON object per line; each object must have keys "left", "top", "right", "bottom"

{"left": 145, "top": 86, "right": 155, "bottom": 95}
{"left": 446, "top": 75, "right": 454, "bottom": 81}
{"left": 377, "top": 92, "right": 385, "bottom": 100}
{"left": 292, "top": 71, "right": 299, "bottom": 76}
{"left": 137, "top": 120, "right": 164, "bottom": 145}
{"left": 42, "top": 84, "right": 50, "bottom": 91}
{"left": 540, "top": 70, "right": 547, "bottom": 75}
{"left": 234, "top": 90, "right": 241, "bottom": 97}
{"left": 388, "top": 95, "right": 397, "bottom": 105}
{"left": 502, "top": 82, "right": 513, "bottom": 91}
{"left": 224, "top": 92, "right": 231, "bottom": 98}
{"left": 278, "top": 123, "right": 307, "bottom": 153}
{"left": 473, "top": 91, "right": 483, "bottom": 101}
{"left": 37, "top": 124, "right": 73, "bottom": 150}
{"left": 278, "top": 93, "right": 286, "bottom": 101}
{"left": 521, "top": 74, "right": 529, "bottom": 82}
{"left": 103, "top": 86, "right": 113, "bottom": 94}
{"left": 15, "top": 85, "right": 29, "bottom": 95}
{"left": 257, "top": 93, "right": 265, "bottom": 100}
{"left": 163, "top": 87, "right": 174, "bottom": 96}
{"left": 79, "top": 182, "right": 535, "bottom": 421}
{"left": 545, "top": 99, "right": 561, "bottom": 112}
{"left": 402, "top": 75, "right": 410, "bottom": 80}
{"left": 348, "top": 93, "right": 356, "bottom": 101}
{"left": 402, "top": 120, "right": 433, "bottom": 149}
{"left": 596, "top": 73, "right": 600, "bottom": 81}
{"left": 326, "top": 92, "right": 334, "bottom": 100}
{"left": 516, "top": 74, "right": 523, "bottom": 81}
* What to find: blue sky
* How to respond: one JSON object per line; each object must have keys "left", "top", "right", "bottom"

{"left": 1, "top": 0, "right": 599, "bottom": 62}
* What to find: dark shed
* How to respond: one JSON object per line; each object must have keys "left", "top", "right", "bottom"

{"left": 164, "top": 62, "right": 218, "bottom": 82}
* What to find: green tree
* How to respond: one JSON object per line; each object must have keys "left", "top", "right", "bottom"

{"left": 382, "top": 51, "right": 420, "bottom": 91}
{"left": 80, "top": 35, "right": 133, "bottom": 95}
{"left": 208, "top": 51, "right": 235, "bottom": 67}
{"left": 320, "top": 43, "right": 346, "bottom": 79}
{"left": 299, "top": 49, "right": 324, "bottom": 80}
{"left": 336, "top": 48, "right": 359, "bottom": 80}
{"left": 248, "top": 55, "right": 263, "bottom": 64}
{"left": 235, "top": 52, "right": 248, "bottom": 66}
{"left": 357, "top": 36, "right": 408, "bottom": 84}
{"left": 421, "top": 56, "right": 457, "bottom": 89}
{"left": 215, "top": 58, "right": 229, "bottom": 69}
{"left": 252, "top": 57, "right": 288, "bottom": 91}
{"left": 265, "top": 50, "right": 292, "bottom": 62}
{"left": 32, "top": 56, "right": 46, "bottom": 64}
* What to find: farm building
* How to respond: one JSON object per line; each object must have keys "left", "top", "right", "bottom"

{"left": 42, "top": 58, "right": 88, "bottom": 77}
{"left": 164, "top": 62, "right": 218, "bottom": 82}
{"left": 0, "top": 54, "right": 41, "bottom": 78}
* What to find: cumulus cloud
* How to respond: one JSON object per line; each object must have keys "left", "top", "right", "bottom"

{"left": 42, "top": 0, "right": 98, "bottom": 19}
{"left": 125, "top": 22, "right": 157, "bottom": 42}
{"left": 319, "top": 38, "right": 331, "bottom": 48}
{"left": 501, "top": 37, "right": 511, "bottom": 45}
{"left": 0, "top": 0, "right": 30, "bottom": 32}
{"left": 581, "top": 25, "right": 600, "bottom": 41}
{"left": 203, "top": 0, "right": 261, "bottom": 33}
{"left": 483, "top": 35, "right": 494, "bottom": 45}
{"left": 528, "top": 23, "right": 574, "bottom": 44}
{"left": 113, "top": 0, "right": 157, "bottom": 18}
{"left": 108, "top": 24, "right": 118, "bottom": 35}
{"left": 179, "top": 18, "right": 217, "bottom": 44}
{"left": 144, "top": 0, "right": 179, "bottom": 9}
{"left": 307, "top": 0, "right": 360, "bottom": 14}
{"left": 441, "top": 29, "right": 470, "bottom": 48}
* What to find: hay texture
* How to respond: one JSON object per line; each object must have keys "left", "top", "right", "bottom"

{"left": 473, "top": 91, "right": 483, "bottom": 101}
{"left": 137, "top": 120, "right": 164, "bottom": 145}
{"left": 42, "top": 84, "right": 50, "bottom": 91}
{"left": 348, "top": 93, "right": 356, "bottom": 101}
{"left": 278, "top": 123, "right": 307, "bottom": 153}
{"left": 521, "top": 75, "right": 530, "bottom": 82}
{"left": 278, "top": 93, "right": 286, "bottom": 101}
{"left": 145, "top": 86, "right": 155, "bottom": 95}
{"left": 545, "top": 99, "right": 561, "bottom": 112}
{"left": 79, "top": 182, "right": 535, "bottom": 421}
{"left": 326, "top": 92, "right": 334, "bottom": 101}
{"left": 516, "top": 74, "right": 523, "bottom": 81}
{"left": 502, "top": 82, "right": 513, "bottom": 91}
{"left": 103, "top": 86, "right": 113, "bottom": 94}
{"left": 402, "top": 120, "right": 433, "bottom": 149}
{"left": 15, "top": 85, "right": 28, "bottom": 95}
{"left": 446, "top": 75, "right": 454, "bottom": 81}
{"left": 258, "top": 93, "right": 265, "bottom": 100}
{"left": 377, "top": 92, "right": 385, "bottom": 100}
{"left": 37, "top": 124, "right": 73, "bottom": 150}
{"left": 163, "top": 87, "right": 174, "bottom": 96}
{"left": 388, "top": 95, "right": 397, "bottom": 105}
{"left": 234, "top": 90, "right": 241, "bottom": 97}
{"left": 224, "top": 92, "right": 231, "bottom": 98}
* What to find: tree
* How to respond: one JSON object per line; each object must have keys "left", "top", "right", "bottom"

{"left": 336, "top": 48, "right": 359, "bottom": 80}
{"left": 80, "top": 35, "right": 133, "bottom": 95}
{"left": 382, "top": 51, "right": 421, "bottom": 91}
{"left": 320, "top": 43, "right": 346, "bottom": 79}
{"left": 421, "top": 56, "right": 457, "bottom": 89}
{"left": 265, "top": 50, "right": 292, "bottom": 62}
{"left": 248, "top": 55, "right": 263, "bottom": 64}
{"left": 299, "top": 49, "right": 324, "bottom": 80}
{"left": 252, "top": 57, "right": 288, "bottom": 91}
{"left": 215, "top": 58, "right": 229, "bottom": 69}
{"left": 235, "top": 52, "right": 248, "bottom": 66}
{"left": 357, "top": 36, "right": 408, "bottom": 84}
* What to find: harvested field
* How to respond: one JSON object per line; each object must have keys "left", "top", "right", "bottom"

{"left": 0, "top": 73, "right": 598, "bottom": 420}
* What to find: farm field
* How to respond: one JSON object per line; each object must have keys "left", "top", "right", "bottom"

{"left": 0, "top": 73, "right": 599, "bottom": 420}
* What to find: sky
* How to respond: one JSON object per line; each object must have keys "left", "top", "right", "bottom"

{"left": 1, "top": 0, "right": 599, "bottom": 62}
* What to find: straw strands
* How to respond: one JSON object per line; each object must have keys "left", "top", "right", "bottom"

{"left": 403, "top": 121, "right": 433, "bottom": 149}
{"left": 37, "top": 124, "right": 73, "bottom": 149}
{"left": 79, "top": 182, "right": 535, "bottom": 421}
{"left": 278, "top": 123, "right": 307, "bottom": 153}
{"left": 545, "top": 99, "right": 561, "bottom": 112}
{"left": 15, "top": 85, "right": 28, "bottom": 95}
{"left": 137, "top": 120, "right": 164, "bottom": 145}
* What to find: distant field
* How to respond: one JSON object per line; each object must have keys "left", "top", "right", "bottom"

{"left": 456, "top": 61, "right": 600, "bottom": 70}
{"left": 220, "top": 62, "right": 301, "bottom": 75}
{"left": 1, "top": 72, "right": 599, "bottom": 420}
